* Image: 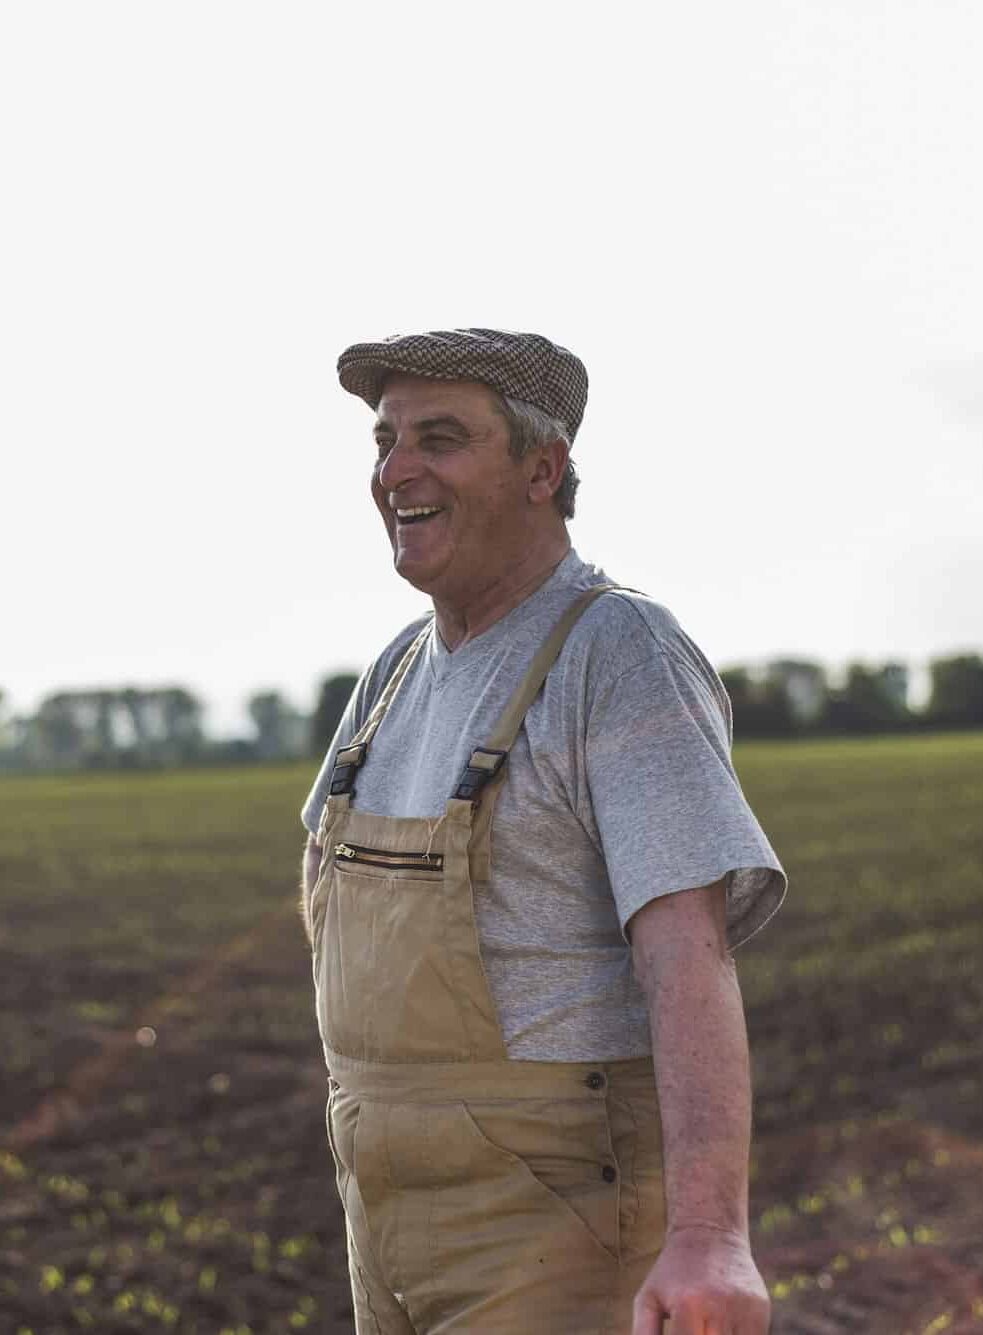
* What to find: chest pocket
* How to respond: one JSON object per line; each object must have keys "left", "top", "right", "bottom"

{"left": 333, "top": 842, "right": 443, "bottom": 878}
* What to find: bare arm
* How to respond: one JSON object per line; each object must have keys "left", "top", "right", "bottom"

{"left": 298, "top": 833, "right": 322, "bottom": 945}
{"left": 629, "top": 879, "right": 770, "bottom": 1335}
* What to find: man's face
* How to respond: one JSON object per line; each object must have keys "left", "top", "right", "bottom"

{"left": 371, "top": 375, "right": 533, "bottom": 603}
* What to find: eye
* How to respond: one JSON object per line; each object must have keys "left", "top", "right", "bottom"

{"left": 374, "top": 437, "right": 394, "bottom": 459}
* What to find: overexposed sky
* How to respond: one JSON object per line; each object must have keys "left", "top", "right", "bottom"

{"left": 2, "top": 1, "right": 981, "bottom": 735}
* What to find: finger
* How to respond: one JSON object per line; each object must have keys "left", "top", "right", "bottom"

{"left": 662, "top": 1308, "right": 711, "bottom": 1335}
{"left": 631, "top": 1292, "right": 669, "bottom": 1335}
{"left": 630, "top": 1309, "right": 665, "bottom": 1335}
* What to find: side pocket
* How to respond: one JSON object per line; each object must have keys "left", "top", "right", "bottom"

{"left": 310, "top": 861, "right": 333, "bottom": 986}
{"left": 458, "top": 1099, "right": 620, "bottom": 1261}
{"left": 309, "top": 816, "right": 342, "bottom": 960}
{"left": 325, "top": 1081, "right": 360, "bottom": 1218}
{"left": 325, "top": 1079, "right": 340, "bottom": 1164}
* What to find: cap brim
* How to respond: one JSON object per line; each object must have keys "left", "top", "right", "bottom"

{"left": 338, "top": 355, "right": 468, "bottom": 410}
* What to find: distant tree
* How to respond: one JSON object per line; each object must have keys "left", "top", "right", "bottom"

{"left": 751, "top": 678, "right": 796, "bottom": 738}
{"left": 249, "top": 690, "right": 290, "bottom": 760}
{"left": 87, "top": 690, "right": 117, "bottom": 766}
{"left": 719, "top": 668, "right": 795, "bottom": 739}
{"left": 765, "top": 660, "right": 827, "bottom": 728}
{"left": 245, "top": 690, "right": 311, "bottom": 761}
{"left": 120, "top": 687, "right": 150, "bottom": 753}
{"left": 927, "top": 654, "right": 983, "bottom": 728}
{"left": 35, "top": 694, "right": 85, "bottom": 764}
{"left": 311, "top": 673, "right": 359, "bottom": 753}
{"left": 823, "top": 663, "right": 912, "bottom": 734}
{"left": 158, "top": 687, "right": 204, "bottom": 760}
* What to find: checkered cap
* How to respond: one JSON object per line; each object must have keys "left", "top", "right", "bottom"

{"left": 337, "top": 327, "right": 588, "bottom": 441}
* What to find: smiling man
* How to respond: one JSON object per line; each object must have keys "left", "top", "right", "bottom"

{"left": 300, "top": 328, "right": 787, "bottom": 1335}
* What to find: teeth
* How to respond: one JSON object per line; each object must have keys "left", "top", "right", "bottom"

{"left": 396, "top": 506, "right": 442, "bottom": 518}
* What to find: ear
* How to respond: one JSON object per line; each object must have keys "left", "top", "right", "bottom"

{"left": 526, "top": 437, "right": 570, "bottom": 507}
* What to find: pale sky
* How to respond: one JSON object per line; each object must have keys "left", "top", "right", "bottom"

{"left": 2, "top": 1, "right": 981, "bottom": 735}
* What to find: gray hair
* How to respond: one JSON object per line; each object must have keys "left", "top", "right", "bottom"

{"left": 494, "top": 393, "right": 580, "bottom": 520}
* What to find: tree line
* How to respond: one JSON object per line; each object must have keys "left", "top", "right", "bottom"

{"left": 0, "top": 676, "right": 358, "bottom": 773}
{"left": 1, "top": 652, "right": 981, "bottom": 773}
{"left": 720, "top": 654, "right": 983, "bottom": 738}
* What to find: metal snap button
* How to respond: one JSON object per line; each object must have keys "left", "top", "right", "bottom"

{"left": 601, "top": 1163, "right": 617, "bottom": 1183}
{"left": 585, "top": 1071, "right": 605, "bottom": 1090}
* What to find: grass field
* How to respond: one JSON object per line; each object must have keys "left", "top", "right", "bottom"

{"left": 1, "top": 733, "right": 982, "bottom": 1334}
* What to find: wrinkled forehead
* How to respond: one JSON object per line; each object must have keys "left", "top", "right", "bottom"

{"left": 374, "top": 373, "right": 502, "bottom": 431}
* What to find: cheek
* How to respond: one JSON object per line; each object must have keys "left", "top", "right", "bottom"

{"left": 475, "top": 475, "right": 525, "bottom": 524}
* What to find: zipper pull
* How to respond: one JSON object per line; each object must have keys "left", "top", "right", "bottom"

{"left": 334, "top": 843, "right": 356, "bottom": 859}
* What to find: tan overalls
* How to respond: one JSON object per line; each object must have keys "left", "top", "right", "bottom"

{"left": 310, "top": 588, "right": 666, "bottom": 1334}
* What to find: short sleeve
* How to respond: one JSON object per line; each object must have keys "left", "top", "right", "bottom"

{"left": 585, "top": 632, "right": 787, "bottom": 949}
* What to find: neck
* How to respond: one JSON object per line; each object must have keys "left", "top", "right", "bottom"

{"left": 434, "top": 532, "right": 572, "bottom": 652}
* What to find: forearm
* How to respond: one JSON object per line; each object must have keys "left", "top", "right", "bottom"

{"left": 633, "top": 893, "right": 753, "bottom": 1238}
{"left": 628, "top": 884, "right": 771, "bottom": 1332}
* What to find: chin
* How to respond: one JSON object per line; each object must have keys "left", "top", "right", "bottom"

{"left": 394, "top": 548, "right": 461, "bottom": 599}
{"left": 393, "top": 552, "right": 437, "bottom": 593}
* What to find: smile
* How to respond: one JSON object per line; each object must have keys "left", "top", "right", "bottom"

{"left": 395, "top": 506, "right": 444, "bottom": 525}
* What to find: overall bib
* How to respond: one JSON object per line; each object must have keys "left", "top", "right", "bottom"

{"left": 311, "top": 588, "right": 666, "bottom": 1334}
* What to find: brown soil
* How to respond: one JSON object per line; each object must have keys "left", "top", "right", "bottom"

{"left": 2, "top": 907, "right": 981, "bottom": 1335}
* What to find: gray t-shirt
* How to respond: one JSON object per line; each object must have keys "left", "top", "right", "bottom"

{"left": 302, "top": 550, "right": 786, "bottom": 1061}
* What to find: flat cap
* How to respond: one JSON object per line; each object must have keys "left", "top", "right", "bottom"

{"left": 337, "top": 327, "right": 588, "bottom": 441}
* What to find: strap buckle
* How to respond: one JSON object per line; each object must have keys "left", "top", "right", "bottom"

{"left": 452, "top": 748, "right": 508, "bottom": 804}
{"left": 329, "top": 741, "right": 368, "bottom": 797}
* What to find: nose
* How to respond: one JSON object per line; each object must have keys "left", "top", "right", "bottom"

{"left": 376, "top": 437, "right": 420, "bottom": 498}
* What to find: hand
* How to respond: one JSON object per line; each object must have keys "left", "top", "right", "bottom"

{"left": 631, "top": 1225, "right": 771, "bottom": 1334}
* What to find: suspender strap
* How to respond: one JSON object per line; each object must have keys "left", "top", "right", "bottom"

{"left": 328, "top": 619, "right": 431, "bottom": 796}
{"left": 450, "top": 584, "right": 619, "bottom": 804}
{"left": 486, "top": 584, "right": 618, "bottom": 752}
{"left": 451, "top": 746, "right": 508, "bottom": 803}
{"left": 334, "top": 585, "right": 620, "bottom": 803}
{"left": 328, "top": 741, "right": 369, "bottom": 797}
{"left": 355, "top": 620, "right": 431, "bottom": 748}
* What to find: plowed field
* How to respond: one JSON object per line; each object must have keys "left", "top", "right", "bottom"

{"left": 1, "top": 733, "right": 982, "bottom": 1333}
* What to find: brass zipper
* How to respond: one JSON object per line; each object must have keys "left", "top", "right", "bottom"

{"left": 334, "top": 842, "right": 444, "bottom": 873}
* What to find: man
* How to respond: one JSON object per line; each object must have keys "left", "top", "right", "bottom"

{"left": 300, "top": 328, "right": 786, "bottom": 1334}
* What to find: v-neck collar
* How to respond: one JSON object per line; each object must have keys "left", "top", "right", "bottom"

{"left": 425, "top": 550, "right": 590, "bottom": 688}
